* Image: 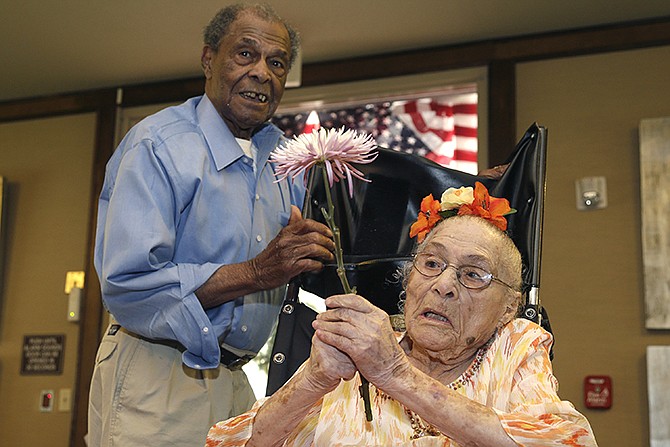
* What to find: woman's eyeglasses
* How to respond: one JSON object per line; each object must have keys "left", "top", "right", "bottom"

{"left": 412, "top": 252, "right": 516, "bottom": 291}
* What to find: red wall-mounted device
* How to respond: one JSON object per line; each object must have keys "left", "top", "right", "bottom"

{"left": 584, "top": 375, "right": 612, "bottom": 409}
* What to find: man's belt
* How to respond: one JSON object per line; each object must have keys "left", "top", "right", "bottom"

{"left": 220, "top": 348, "right": 255, "bottom": 371}
{"left": 111, "top": 322, "right": 254, "bottom": 371}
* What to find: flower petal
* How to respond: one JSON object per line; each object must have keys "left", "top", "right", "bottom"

{"left": 488, "top": 196, "right": 512, "bottom": 216}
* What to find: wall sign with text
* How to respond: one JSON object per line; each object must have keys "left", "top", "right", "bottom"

{"left": 21, "top": 334, "right": 65, "bottom": 375}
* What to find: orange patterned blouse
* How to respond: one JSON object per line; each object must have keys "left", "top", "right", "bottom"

{"left": 206, "top": 318, "right": 598, "bottom": 446}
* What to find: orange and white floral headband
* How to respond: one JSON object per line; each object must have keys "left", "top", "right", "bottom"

{"left": 409, "top": 181, "right": 516, "bottom": 243}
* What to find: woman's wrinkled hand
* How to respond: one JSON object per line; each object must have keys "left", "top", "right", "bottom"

{"left": 312, "top": 294, "right": 410, "bottom": 390}
{"left": 303, "top": 329, "right": 357, "bottom": 394}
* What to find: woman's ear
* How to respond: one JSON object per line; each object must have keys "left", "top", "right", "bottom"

{"left": 499, "top": 291, "right": 522, "bottom": 327}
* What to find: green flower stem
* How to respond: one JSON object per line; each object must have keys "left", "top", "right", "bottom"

{"left": 320, "top": 170, "right": 352, "bottom": 294}
{"left": 319, "top": 166, "right": 373, "bottom": 423}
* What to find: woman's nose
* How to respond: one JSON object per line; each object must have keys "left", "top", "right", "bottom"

{"left": 432, "top": 266, "right": 459, "bottom": 298}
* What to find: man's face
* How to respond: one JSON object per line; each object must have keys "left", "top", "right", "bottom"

{"left": 202, "top": 11, "right": 291, "bottom": 139}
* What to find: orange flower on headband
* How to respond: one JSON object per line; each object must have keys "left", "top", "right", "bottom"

{"left": 409, "top": 194, "right": 442, "bottom": 243}
{"left": 457, "top": 182, "right": 513, "bottom": 231}
{"left": 410, "top": 181, "right": 515, "bottom": 241}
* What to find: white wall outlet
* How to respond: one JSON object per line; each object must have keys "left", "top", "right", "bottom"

{"left": 58, "top": 388, "right": 72, "bottom": 412}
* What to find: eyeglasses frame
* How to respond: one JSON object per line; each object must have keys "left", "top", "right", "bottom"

{"left": 412, "top": 252, "right": 517, "bottom": 292}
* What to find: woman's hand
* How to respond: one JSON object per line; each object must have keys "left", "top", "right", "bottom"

{"left": 245, "top": 308, "right": 356, "bottom": 447}
{"left": 303, "top": 327, "right": 357, "bottom": 393}
{"left": 312, "top": 294, "right": 411, "bottom": 390}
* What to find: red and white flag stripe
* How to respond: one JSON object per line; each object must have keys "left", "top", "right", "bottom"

{"left": 391, "top": 93, "right": 478, "bottom": 174}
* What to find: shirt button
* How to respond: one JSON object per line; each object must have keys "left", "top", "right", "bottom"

{"left": 255, "top": 194, "right": 260, "bottom": 201}
{"left": 241, "top": 325, "right": 248, "bottom": 332}
{"left": 256, "top": 234, "right": 262, "bottom": 242}
{"left": 202, "top": 327, "right": 209, "bottom": 333}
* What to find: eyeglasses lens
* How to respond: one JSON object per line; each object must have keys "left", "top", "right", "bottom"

{"left": 413, "top": 254, "right": 492, "bottom": 289}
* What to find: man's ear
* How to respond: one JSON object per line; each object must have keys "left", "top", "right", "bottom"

{"left": 201, "top": 46, "right": 213, "bottom": 77}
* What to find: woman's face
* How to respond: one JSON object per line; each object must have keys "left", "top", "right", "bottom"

{"left": 404, "top": 218, "right": 518, "bottom": 363}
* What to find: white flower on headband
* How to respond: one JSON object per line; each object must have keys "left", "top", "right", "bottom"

{"left": 440, "top": 186, "right": 475, "bottom": 211}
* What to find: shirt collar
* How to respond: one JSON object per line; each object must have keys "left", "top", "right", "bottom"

{"left": 196, "top": 94, "right": 283, "bottom": 171}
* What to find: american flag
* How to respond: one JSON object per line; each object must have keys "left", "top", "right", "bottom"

{"left": 272, "top": 92, "right": 478, "bottom": 174}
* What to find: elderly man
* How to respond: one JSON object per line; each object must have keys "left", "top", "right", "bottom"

{"left": 88, "top": 4, "right": 335, "bottom": 446}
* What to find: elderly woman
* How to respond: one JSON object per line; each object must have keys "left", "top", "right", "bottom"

{"left": 206, "top": 203, "right": 597, "bottom": 445}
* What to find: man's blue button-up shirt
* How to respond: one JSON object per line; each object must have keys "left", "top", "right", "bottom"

{"left": 95, "top": 95, "right": 304, "bottom": 369}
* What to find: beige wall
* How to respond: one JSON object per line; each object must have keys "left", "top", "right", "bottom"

{"left": 517, "top": 45, "right": 670, "bottom": 446}
{"left": 0, "top": 114, "right": 94, "bottom": 446}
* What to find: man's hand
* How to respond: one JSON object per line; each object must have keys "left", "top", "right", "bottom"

{"left": 250, "top": 205, "right": 335, "bottom": 290}
{"left": 477, "top": 163, "right": 509, "bottom": 179}
{"left": 196, "top": 205, "right": 334, "bottom": 309}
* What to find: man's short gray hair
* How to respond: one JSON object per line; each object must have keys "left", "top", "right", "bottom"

{"left": 203, "top": 3, "right": 301, "bottom": 69}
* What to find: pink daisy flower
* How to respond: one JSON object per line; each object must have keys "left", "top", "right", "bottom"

{"left": 271, "top": 127, "right": 378, "bottom": 197}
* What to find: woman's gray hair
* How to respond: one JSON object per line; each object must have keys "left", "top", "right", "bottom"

{"left": 399, "top": 215, "right": 525, "bottom": 316}
{"left": 203, "top": 3, "right": 301, "bottom": 69}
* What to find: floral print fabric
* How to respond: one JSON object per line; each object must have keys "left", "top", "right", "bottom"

{"left": 206, "top": 318, "right": 597, "bottom": 446}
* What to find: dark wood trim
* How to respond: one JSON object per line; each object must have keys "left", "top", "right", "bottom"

{"left": 121, "top": 78, "right": 204, "bottom": 108}
{"left": 68, "top": 94, "right": 118, "bottom": 447}
{"left": 494, "top": 16, "right": 670, "bottom": 62}
{"left": 0, "top": 90, "right": 117, "bottom": 123}
{"left": 488, "top": 61, "right": 517, "bottom": 165}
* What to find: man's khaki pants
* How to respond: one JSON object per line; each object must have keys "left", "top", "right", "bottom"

{"left": 87, "top": 323, "right": 256, "bottom": 446}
